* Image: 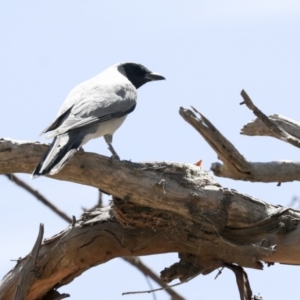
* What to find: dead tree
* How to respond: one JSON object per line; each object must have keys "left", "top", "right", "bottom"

{"left": 0, "top": 90, "right": 300, "bottom": 300}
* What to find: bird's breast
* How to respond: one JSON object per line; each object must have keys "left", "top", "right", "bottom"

{"left": 81, "top": 116, "right": 127, "bottom": 146}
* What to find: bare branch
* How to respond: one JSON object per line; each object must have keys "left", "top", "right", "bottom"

{"left": 123, "top": 257, "right": 185, "bottom": 300}
{"left": 179, "top": 107, "right": 300, "bottom": 183}
{"left": 2, "top": 138, "right": 300, "bottom": 299}
{"left": 2, "top": 193, "right": 296, "bottom": 300}
{"left": 122, "top": 281, "right": 185, "bottom": 297}
{"left": 0, "top": 139, "right": 222, "bottom": 220}
{"left": 240, "top": 90, "right": 300, "bottom": 148}
{"left": 180, "top": 106, "right": 251, "bottom": 174}
{"left": 4, "top": 173, "right": 183, "bottom": 299}
{"left": 224, "top": 264, "right": 253, "bottom": 300}
{"left": 2, "top": 86, "right": 299, "bottom": 299}
{"left": 241, "top": 114, "right": 300, "bottom": 140}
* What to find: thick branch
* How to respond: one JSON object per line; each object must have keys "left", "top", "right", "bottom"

{"left": 1, "top": 197, "right": 299, "bottom": 299}
{"left": 1, "top": 139, "right": 300, "bottom": 299}
{"left": 0, "top": 138, "right": 221, "bottom": 221}
{"left": 5, "top": 174, "right": 183, "bottom": 300}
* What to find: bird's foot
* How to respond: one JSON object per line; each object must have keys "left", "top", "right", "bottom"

{"left": 113, "top": 153, "right": 120, "bottom": 160}
{"left": 109, "top": 154, "right": 120, "bottom": 163}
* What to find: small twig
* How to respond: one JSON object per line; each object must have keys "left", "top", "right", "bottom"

{"left": 98, "top": 190, "right": 103, "bottom": 207}
{"left": 71, "top": 216, "right": 76, "bottom": 227}
{"left": 144, "top": 275, "right": 157, "bottom": 300}
{"left": 123, "top": 257, "right": 185, "bottom": 300}
{"left": 10, "top": 257, "right": 23, "bottom": 263}
{"left": 122, "top": 281, "right": 183, "bottom": 297}
{"left": 123, "top": 273, "right": 198, "bottom": 297}
{"left": 214, "top": 267, "right": 224, "bottom": 280}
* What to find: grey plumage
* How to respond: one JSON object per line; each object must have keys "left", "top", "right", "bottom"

{"left": 32, "top": 62, "right": 165, "bottom": 178}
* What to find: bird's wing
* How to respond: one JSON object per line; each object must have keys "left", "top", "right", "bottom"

{"left": 42, "top": 106, "right": 73, "bottom": 134}
{"left": 45, "top": 83, "right": 137, "bottom": 138}
{"left": 41, "top": 82, "right": 86, "bottom": 134}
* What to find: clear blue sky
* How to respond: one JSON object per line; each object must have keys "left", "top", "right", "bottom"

{"left": 1, "top": 1, "right": 300, "bottom": 299}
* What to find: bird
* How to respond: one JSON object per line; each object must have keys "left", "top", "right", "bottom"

{"left": 32, "top": 62, "right": 165, "bottom": 178}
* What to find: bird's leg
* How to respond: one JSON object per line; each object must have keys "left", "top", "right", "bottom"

{"left": 104, "top": 135, "right": 120, "bottom": 160}
{"left": 108, "top": 144, "right": 120, "bottom": 160}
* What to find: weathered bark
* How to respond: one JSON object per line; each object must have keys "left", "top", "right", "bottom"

{"left": 240, "top": 90, "right": 300, "bottom": 148}
{"left": 4, "top": 174, "right": 183, "bottom": 299}
{"left": 179, "top": 100, "right": 300, "bottom": 182}
{"left": 241, "top": 114, "right": 300, "bottom": 140}
{"left": 1, "top": 138, "right": 300, "bottom": 299}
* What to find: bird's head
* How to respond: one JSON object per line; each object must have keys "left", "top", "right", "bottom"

{"left": 118, "top": 62, "right": 165, "bottom": 89}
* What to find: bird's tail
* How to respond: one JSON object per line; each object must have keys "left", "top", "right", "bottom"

{"left": 32, "top": 133, "right": 83, "bottom": 178}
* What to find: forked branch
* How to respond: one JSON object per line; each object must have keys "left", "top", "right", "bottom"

{"left": 179, "top": 91, "right": 300, "bottom": 183}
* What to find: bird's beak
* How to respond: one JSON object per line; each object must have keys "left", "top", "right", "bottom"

{"left": 145, "top": 72, "right": 166, "bottom": 81}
